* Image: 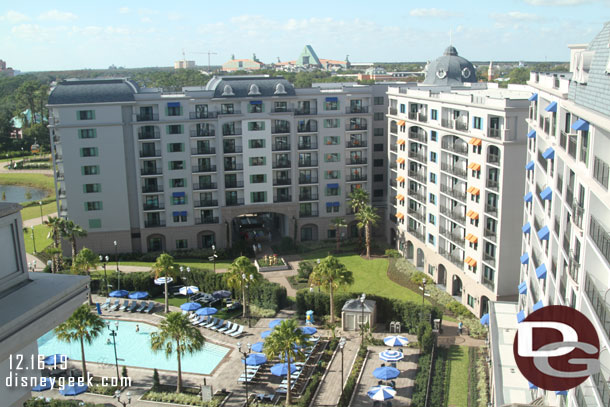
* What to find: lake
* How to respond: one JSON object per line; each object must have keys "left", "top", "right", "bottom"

{"left": 0, "top": 185, "right": 49, "bottom": 203}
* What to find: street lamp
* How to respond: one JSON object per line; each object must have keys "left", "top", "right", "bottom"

{"left": 30, "top": 225, "right": 36, "bottom": 253}
{"left": 237, "top": 342, "right": 252, "bottom": 406}
{"left": 419, "top": 278, "right": 431, "bottom": 322}
{"left": 339, "top": 337, "right": 347, "bottom": 398}
{"left": 47, "top": 260, "right": 52, "bottom": 273}
{"left": 242, "top": 273, "right": 254, "bottom": 328}
{"left": 107, "top": 321, "right": 120, "bottom": 379}
{"left": 359, "top": 293, "right": 366, "bottom": 343}
{"left": 114, "top": 241, "right": 120, "bottom": 291}
{"left": 99, "top": 255, "right": 109, "bottom": 296}
{"left": 38, "top": 201, "right": 43, "bottom": 224}
{"left": 114, "top": 389, "right": 131, "bottom": 407}
{"left": 209, "top": 244, "right": 218, "bottom": 272}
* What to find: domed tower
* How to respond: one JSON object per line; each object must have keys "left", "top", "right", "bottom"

{"left": 422, "top": 46, "right": 477, "bottom": 86}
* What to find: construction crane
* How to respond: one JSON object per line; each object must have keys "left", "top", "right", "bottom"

{"left": 190, "top": 51, "right": 218, "bottom": 73}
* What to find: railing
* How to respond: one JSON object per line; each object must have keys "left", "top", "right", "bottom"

{"left": 272, "top": 160, "right": 291, "bottom": 169}
{"left": 485, "top": 204, "right": 498, "bottom": 217}
{"left": 590, "top": 216, "right": 610, "bottom": 265}
{"left": 189, "top": 111, "right": 218, "bottom": 119}
{"left": 487, "top": 154, "right": 500, "bottom": 165}
{"left": 298, "top": 142, "right": 318, "bottom": 150}
{"left": 390, "top": 144, "right": 397, "bottom": 153}
{"left": 272, "top": 143, "right": 291, "bottom": 151}
{"left": 144, "top": 220, "right": 166, "bottom": 228}
{"left": 482, "top": 278, "right": 495, "bottom": 291}
{"left": 224, "top": 163, "right": 244, "bottom": 171}
{"left": 456, "top": 121, "right": 468, "bottom": 131}
{"left": 439, "top": 206, "right": 466, "bottom": 224}
{"left": 439, "top": 247, "right": 463, "bottom": 267}
{"left": 389, "top": 107, "right": 398, "bottom": 115}
{"left": 408, "top": 171, "right": 427, "bottom": 184}
{"left": 195, "top": 217, "right": 219, "bottom": 224}
{"left": 409, "top": 130, "right": 427, "bottom": 143}
{"left": 299, "top": 177, "right": 318, "bottom": 184}
{"left": 193, "top": 183, "right": 217, "bottom": 190}
{"left": 407, "top": 209, "right": 426, "bottom": 223}
{"left": 226, "top": 198, "right": 245, "bottom": 206}
{"left": 346, "top": 106, "right": 369, "bottom": 114}
{"left": 297, "top": 124, "right": 318, "bottom": 133}
{"left": 560, "top": 130, "right": 567, "bottom": 149}
{"left": 143, "top": 203, "right": 165, "bottom": 210}
{"left": 142, "top": 185, "right": 163, "bottom": 193}
{"left": 418, "top": 113, "right": 427, "bottom": 122}
{"left": 441, "top": 163, "right": 467, "bottom": 179}
{"left": 299, "top": 193, "right": 319, "bottom": 201}
{"left": 274, "top": 195, "right": 292, "bottom": 203}
{"left": 486, "top": 179, "right": 499, "bottom": 191}
{"left": 440, "top": 185, "right": 466, "bottom": 202}
{"left": 408, "top": 112, "right": 417, "bottom": 120}
{"left": 192, "top": 147, "right": 216, "bottom": 155}
{"left": 571, "top": 201, "right": 584, "bottom": 229}
{"left": 194, "top": 200, "right": 218, "bottom": 207}
{"left": 54, "top": 154, "right": 63, "bottom": 161}
{"left": 568, "top": 256, "right": 580, "bottom": 283}
{"left": 484, "top": 228, "right": 497, "bottom": 242}
{"left": 190, "top": 129, "right": 215, "bottom": 138}
{"left": 407, "top": 226, "right": 425, "bottom": 243}
{"left": 594, "top": 156, "right": 610, "bottom": 189}
{"left": 346, "top": 174, "right": 367, "bottom": 182}
{"left": 299, "top": 209, "right": 319, "bottom": 217}
{"left": 271, "top": 107, "right": 293, "bottom": 113}
{"left": 441, "top": 118, "right": 452, "bottom": 129}
{"left": 53, "top": 135, "right": 60, "bottom": 143}
{"left": 346, "top": 123, "right": 367, "bottom": 131}
{"left": 58, "top": 189, "right": 66, "bottom": 198}
{"left": 489, "top": 128, "right": 501, "bottom": 139}
{"left": 272, "top": 126, "right": 291, "bottom": 134}
{"left": 295, "top": 107, "right": 317, "bottom": 115}
{"left": 483, "top": 253, "right": 496, "bottom": 267}
{"left": 346, "top": 141, "right": 367, "bottom": 148}
{"left": 222, "top": 145, "right": 242, "bottom": 154}
{"left": 140, "top": 168, "right": 162, "bottom": 175}
{"left": 441, "top": 141, "right": 468, "bottom": 155}
{"left": 222, "top": 128, "right": 242, "bottom": 136}
{"left": 584, "top": 272, "right": 610, "bottom": 340}
{"left": 566, "top": 187, "right": 574, "bottom": 207}
{"left": 298, "top": 159, "right": 318, "bottom": 167}
{"left": 410, "top": 190, "right": 427, "bottom": 203}
{"left": 439, "top": 227, "right": 465, "bottom": 248}
{"left": 273, "top": 178, "right": 291, "bottom": 186}
{"left": 138, "top": 128, "right": 160, "bottom": 139}
{"left": 225, "top": 181, "right": 244, "bottom": 188}
{"left": 567, "top": 135, "right": 578, "bottom": 158}
{"left": 136, "top": 113, "right": 159, "bottom": 122}
{"left": 192, "top": 165, "right": 217, "bottom": 173}
{"left": 554, "top": 216, "right": 561, "bottom": 235}
{"left": 218, "top": 109, "right": 242, "bottom": 115}
{"left": 346, "top": 157, "right": 367, "bottom": 165}
{"left": 408, "top": 151, "right": 427, "bottom": 164}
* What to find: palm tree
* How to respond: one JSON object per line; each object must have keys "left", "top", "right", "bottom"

{"left": 309, "top": 255, "right": 354, "bottom": 323}
{"left": 61, "top": 220, "right": 88, "bottom": 259}
{"left": 44, "top": 216, "right": 64, "bottom": 273}
{"left": 54, "top": 305, "right": 105, "bottom": 380}
{"left": 151, "top": 253, "right": 178, "bottom": 313}
{"left": 331, "top": 217, "right": 347, "bottom": 252}
{"left": 150, "top": 312, "right": 205, "bottom": 393}
{"left": 348, "top": 189, "right": 369, "bottom": 248}
{"left": 263, "top": 319, "right": 308, "bottom": 406}
{"left": 72, "top": 247, "right": 99, "bottom": 305}
{"left": 226, "top": 256, "right": 262, "bottom": 319}
{"left": 356, "top": 205, "right": 380, "bottom": 260}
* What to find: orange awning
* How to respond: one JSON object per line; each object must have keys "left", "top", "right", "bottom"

{"left": 467, "top": 186, "right": 480, "bottom": 195}
{"left": 464, "top": 257, "right": 477, "bottom": 267}
{"left": 466, "top": 210, "right": 479, "bottom": 220}
{"left": 397, "top": 139, "right": 406, "bottom": 145}
{"left": 465, "top": 233, "right": 478, "bottom": 244}
{"left": 468, "top": 162, "right": 481, "bottom": 171}
{"left": 396, "top": 213, "right": 405, "bottom": 219}
{"left": 397, "top": 120, "right": 406, "bottom": 126}
{"left": 396, "top": 176, "right": 405, "bottom": 183}
{"left": 396, "top": 194, "right": 405, "bottom": 201}
{"left": 468, "top": 137, "right": 482, "bottom": 146}
{"left": 396, "top": 157, "right": 405, "bottom": 164}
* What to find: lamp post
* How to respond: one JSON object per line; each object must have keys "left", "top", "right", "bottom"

{"left": 30, "top": 225, "right": 36, "bottom": 253}
{"left": 237, "top": 342, "right": 252, "bottom": 406}
{"left": 107, "top": 321, "right": 120, "bottom": 379}
{"left": 212, "top": 245, "right": 217, "bottom": 273}
{"left": 114, "top": 241, "right": 120, "bottom": 291}
{"left": 38, "top": 201, "right": 43, "bottom": 224}
{"left": 359, "top": 293, "right": 366, "bottom": 343}
{"left": 339, "top": 337, "right": 347, "bottom": 398}
{"left": 242, "top": 273, "right": 254, "bottom": 328}
{"left": 99, "top": 255, "right": 109, "bottom": 296}
{"left": 47, "top": 260, "right": 52, "bottom": 273}
{"left": 114, "top": 389, "right": 132, "bottom": 407}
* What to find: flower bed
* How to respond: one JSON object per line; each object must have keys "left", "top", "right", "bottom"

{"left": 255, "top": 254, "right": 289, "bottom": 272}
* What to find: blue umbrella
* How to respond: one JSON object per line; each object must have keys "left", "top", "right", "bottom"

{"left": 196, "top": 307, "right": 218, "bottom": 316}
{"left": 32, "top": 377, "right": 52, "bottom": 391}
{"left": 269, "top": 319, "right": 283, "bottom": 329}
{"left": 128, "top": 291, "right": 148, "bottom": 299}
{"left": 43, "top": 354, "right": 68, "bottom": 366}
{"left": 109, "top": 290, "right": 128, "bottom": 298}
{"left": 154, "top": 277, "right": 173, "bottom": 285}
{"left": 380, "top": 350, "right": 404, "bottom": 362}
{"left": 251, "top": 342, "right": 264, "bottom": 353}
{"left": 383, "top": 335, "right": 409, "bottom": 347}
{"left": 270, "top": 362, "right": 297, "bottom": 377}
{"left": 243, "top": 353, "right": 267, "bottom": 366}
{"left": 300, "top": 326, "right": 317, "bottom": 335}
{"left": 367, "top": 385, "right": 396, "bottom": 401}
{"left": 59, "top": 384, "right": 88, "bottom": 396}
{"left": 261, "top": 330, "right": 273, "bottom": 339}
{"left": 179, "top": 286, "right": 199, "bottom": 296}
{"left": 213, "top": 290, "right": 232, "bottom": 299}
{"left": 180, "top": 302, "right": 201, "bottom": 311}
{"left": 373, "top": 366, "right": 400, "bottom": 380}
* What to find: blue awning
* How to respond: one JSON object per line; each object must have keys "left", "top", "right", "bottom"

{"left": 524, "top": 192, "right": 533, "bottom": 203}
{"left": 528, "top": 93, "right": 538, "bottom": 102}
{"left": 545, "top": 101, "right": 557, "bottom": 112}
{"left": 172, "top": 191, "right": 186, "bottom": 197}
{"left": 517, "top": 310, "right": 526, "bottom": 323}
{"left": 167, "top": 102, "right": 180, "bottom": 107}
{"left": 537, "top": 225, "right": 550, "bottom": 241}
{"left": 172, "top": 211, "right": 180, "bottom": 216}
{"left": 480, "top": 313, "right": 489, "bottom": 326}
{"left": 571, "top": 118, "right": 589, "bottom": 131}
{"left": 250, "top": 100, "right": 262, "bottom": 105}
{"left": 326, "top": 202, "right": 333, "bottom": 207}
{"left": 533, "top": 300, "right": 544, "bottom": 311}
{"left": 325, "top": 97, "right": 338, "bottom": 102}
{"left": 525, "top": 160, "right": 535, "bottom": 171}
{"left": 555, "top": 390, "right": 567, "bottom": 396}
{"left": 528, "top": 382, "right": 538, "bottom": 390}
{"left": 522, "top": 222, "right": 531, "bottom": 234}
{"left": 536, "top": 263, "right": 547, "bottom": 279}
{"left": 327, "top": 183, "right": 339, "bottom": 189}
{"left": 332, "top": 202, "right": 340, "bottom": 207}
{"left": 540, "top": 186, "right": 552, "bottom": 200}
{"left": 542, "top": 147, "right": 555, "bottom": 160}
{"left": 519, "top": 281, "right": 528, "bottom": 295}
{"left": 180, "top": 211, "right": 187, "bottom": 216}
{"left": 527, "top": 129, "right": 536, "bottom": 139}
{"left": 520, "top": 252, "right": 529, "bottom": 265}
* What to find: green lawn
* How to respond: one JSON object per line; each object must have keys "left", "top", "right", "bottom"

{"left": 446, "top": 346, "right": 469, "bottom": 407}
{"left": 23, "top": 224, "right": 53, "bottom": 254}
{"left": 119, "top": 259, "right": 233, "bottom": 271}
{"left": 0, "top": 173, "right": 55, "bottom": 191}
{"left": 21, "top": 201, "right": 57, "bottom": 221}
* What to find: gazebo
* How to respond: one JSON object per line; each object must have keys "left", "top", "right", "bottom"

{"left": 341, "top": 298, "right": 376, "bottom": 331}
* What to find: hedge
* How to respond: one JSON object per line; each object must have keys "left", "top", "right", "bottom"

{"left": 142, "top": 391, "right": 220, "bottom": 406}
{"left": 411, "top": 352, "right": 431, "bottom": 407}
{"left": 24, "top": 400, "right": 105, "bottom": 407}
{"left": 337, "top": 345, "right": 368, "bottom": 407}
{"left": 249, "top": 279, "right": 287, "bottom": 312}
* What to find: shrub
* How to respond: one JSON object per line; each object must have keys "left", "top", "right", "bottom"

{"left": 24, "top": 399, "right": 106, "bottom": 407}
{"left": 152, "top": 368, "right": 160, "bottom": 391}
{"left": 250, "top": 304, "right": 276, "bottom": 318}
{"left": 385, "top": 249, "right": 401, "bottom": 258}
{"left": 143, "top": 391, "right": 220, "bottom": 406}
{"left": 411, "top": 352, "right": 431, "bottom": 407}
{"left": 249, "top": 279, "right": 287, "bottom": 312}
{"left": 337, "top": 346, "right": 368, "bottom": 407}
{"left": 297, "top": 260, "right": 315, "bottom": 280}
{"left": 429, "top": 347, "right": 448, "bottom": 407}
{"left": 297, "top": 372, "right": 322, "bottom": 407}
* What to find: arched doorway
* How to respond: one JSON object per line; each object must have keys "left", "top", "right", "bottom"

{"left": 480, "top": 296, "right": 490, "bottom": 316}
{"left": 390, "top": 228, "right": 397, "bottom": 247}
{"left": 416, "top": 248, "right": 425, "bottom": 270}
{"left": 300, "top": 224, "right": 318, "bottom": 241}
{"left": 406, "top": 241, "right": 414, "bottom": 260}
{"left": 147, "top": 234, "right": 165, "bottom": 252}
{"left": 232, "top": 212, "right": 288, "bottom": 243}
{"left": 197, "top": 231, "right": 215, "bottom": 248}
{"left": 452, "top": 275, "right": 463, "bottom": 299}
{"left": 437, "top": 264, "right": 447, "bottom": 288}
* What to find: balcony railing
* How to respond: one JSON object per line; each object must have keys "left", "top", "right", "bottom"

{"left": 441, "top": 141, "right": 468, "bottom": 155}
{"left": 439, "top": 206, "right": 466, "bottom": 224}
{"left": 439, "top": 227, "right": 465, "bottom": 248}
{"left": 568, "top": 134, "right": 578, "bottom": 158}
{"left": 271, "top": 106, "right": 293, "bottom": 114}
{"left": 144, "top": 220, "right": 166, "bottom": 228}
{"left": 407, "top": 209, "right": 426, "bottom": 223}
{"left": 143, "top": 203, "right": 165, "bottom": 211}
{"left": 487, "top": 154, "right": 500, "bottom": 165}
{"left": 219, "top": 109, "right": 242, "bottom": 116}
{"left": 274, "top": 195, "right": 292, "bottom": 203}
{"left": 136, "top": 113, "right": 159, "bottom": 122}
{"left": 225, "top": 181, "right": 244, "bottom": 188}
{"left": 297, "top": 124, "right": 318, "bottom": 133}
{"left": 346, "top": 157, "right": 367, "bottom": 165}
{"left": 486, "top": 179, "right": 500, "bottom": 191}
{"left": 224, "top": 163, "right": 244, "bottom": 171}
{"left": 346, "top": 174, "right": 367, "bottom": 182}
{"left": 389, "top": 107, "right": 398, "bottom": 115}
{"left": 273, "top": 160, "right": 291, "bottom": 169}
{"left": 408, "top": 151, "right": 427, "bottom": 164}
{"left": 273, "top": 178, "right": 291, "bottom": 186}
{"left": 571, "top": 201, "right": 584, "bottom": 229}
{"left": 482, "top": 278, "right": 495, "bottom": 291}
{"left": 346, "top": 123, "right": 367, "bottom": 131}
{"left": 141, "top": 167, "right": 162, "bottom": 175}
{"left": 272, "top": 143, "right": 291, "bottom": 151}
{"left": 189, "top": 111, "right": 218, "bottom": 119}
{"left": 489, "top": 128, "right": 501, "bottom": 139}
{"left": 142, "top": 185, "right": 163, "bottom": 193}
{"left": 486, "top": 204, "right": 498, "bottom": 217}
{"left": 190, "top": 129, "right": 215, "bottom": 138}
{"left": 222, "top": 128, "right": 242, "bottom": 136}
{"left": 223, "top": 145, "right": 242, "bottom": 154}
{"left": 439, "top": 247, "right": 463, "bottom": 267}
{"left": 346, "top": 106, "right": 369, "bottom": 114}
{"left": 484, "top": 228, "right": 497, "bottom": 242}
{"left": 346, "top": 141, "right": 367, "bottom": 148}
{"left": 192, "top": 165, "right": 217, "bottom": 173}
{"left": 298, "top": 159, "right": 318, "bottom": 167}
{"left": 298, "top": 142, "right": 318, "bottom": 150}
{"left": 195, "top": 217, "right": 219, "bottom": 224}
{"left": 408, "top": 112, "right": 417, "bottom": 120}
{"left": 456, "top": 121, "right": 468, "bottom": 131}
{"left": 194, "top": 200, "right": 218, "bottom": 207}
{"left": 298, "top": 176, "right": 318, "bottom": 184}
{"left": 272, "top": 126, "right": 291, "bottom": 134}
{"left": 408, "top": 171, "right": 427, "bottom": 184}
{"left": 590, "top": 216, "right": 610, "bottom": 265}
{"left": 226, "top": 198, "right": 245, "bottom": 206}
{"left": 192, "top": 147, "right": 216, "bottom": 155}
{"left": 483, "top": 253, "right": 496, "bottom": 267}
{"left": 295, "top": 107, "right": 317, "bottom": 115}
{"left": 409, "top": 130, "right": 427, "bottom": 143}
{"left": 409, "top": 190, "right": 427, "bottom": 203}
{"left": 594, "top": 156, "right": 610, "bottom": 190}
{"left": 441, "top": 163, "right": 467, "bottom": 179}
{"left": 568, "top": 256, "right": 580, "bottom": 283}
{"left": 407, "top": 226, "right": 425, "bottom": 243}
{"left": 299, "top": 193, "right": 319, "bottom": 201}
{"left": 299, "top": 209, "right": 319, "bottom": 217}
{"left": 193, "top": 182, "right": 217, "bottom": 190}
{"left": 584, "top": 272, "right": 610, "bottom": 340}
{"left": 440, "top": 185, "right": 466, "bottom": 202}
{"left": 138, "top": 128, "right": 161, "bottom": 140}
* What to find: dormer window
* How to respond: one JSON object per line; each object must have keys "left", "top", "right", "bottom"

{"left": 248, "top": 84, "right": 261, "bottom": 95}
{"left": 274, "top": 83, "right": 287, "bottom": 95}
{"left": 222, "top": 85, "right": 234, "bottom": 96}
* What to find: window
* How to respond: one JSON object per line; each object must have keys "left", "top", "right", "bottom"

{"left": 374, "top": 112, "right": 384, "bottom": 121}
{"left": 325, "top": 153, "right": 340, "bottom": 163}
{"left": 429, "top": 214, "right": 436, "bottom": 225}
{"left": 324, "top": 119, "right": 340, "bottom": 128}
{"left": 173, "top": 212, "right": 187, "bottom": 222}
{"left": 169, "top": 161, "right": 185, "bottom": 170}
{"left": 373, "top": 189, "right": 383, "bottom": 197}
{"left": 430, "top": 131, "right": 437, "bottom": 142}
{"left": 167, "top": 103, "right": 182, "bottom": 116}
{"left": 400, "top": 104, "right": 406, "bottom": 113}
{"left": 473, "top": 145, "right": 482, "bottom": 154}
{"left": 467, "top": 294, "right": 475, "bottom": 307}
{"left": 274, "top": 101, "right": 288, "bottom": 112}
{"left": 374, "top": 174, "right": 383, "bottom": 182}
{"left": 374, "top": 97, "right": 385, "bottom": 105}
{"left": 430, "top": 152, "right": 437, "bottom": 163}
{"left": 430, "top": 173, "right": 437, "bottom": 183}
{"left": 250, "top": 174, "right": 266, "bottom": 183}
{"left": 82, "top": 165, "right": 100, "bottom": 175}
{"left": 374, "top": 128, "right": 384, "bottom": 137}
{"left": 429, "top": 193, "right": 436, "bottom": 204}
{"left": 326, "top": 185, "right": 340, "bottom": 196}
{"left": 431, "top": 110, "right": 438, "bottom": 120}
{"left": 171, "top": 178, "right": 185, "bottom": 188}
{"left": 221, "top": 103, "right": 234, "bottom": 114}
{"left": 374, "top": 143, "right": 383, "bottom": 152}
{"left": 167, "top": 124, "right": 183, "bottom": 134}
{"left": 83, "top": 183, "right": 101, "bottom": 193}
{"left": 171, "top": 196, "right": 186, "bottom": 205}
{"left": 324, "top": 136, "right": 340, "bottom": 145}
{"left": 470, "top": 217, "right": 479, "bottom": 227}
{"left": 251, "top": 191, "right": 267, "bottom": 203}
{"left": 471, "top": 193, "right": 480, "bottom": 203}
{"left": 248, "top": 102, "right": 264, "bottom": 113}
{"left": 78, "top": 129, "right": 96, "bottom": 139}
{"left": 374, "top": 159, "right": 384, "bottom": 167}
{"left": 176, "top": 239, "right": 188, "bottom": 249}
{"left": 428, "top": 234, "right": 435, "bottom": 245}
{"left": 168, "top": 143, "right": 183, "bottom": 152}
{"left": 325, "top": 170, "right": 340, "bottom": 179}
{"left": 473, "top": 116, "right": 482, "bottom": 129}
{"left": 324, "top": 99, "right": 339, "bottom": 110}
{"left": 88, "top": 219, "right": 102, "bottom": 229}
{"left": 249, "top": 139, "right": 265, "bottom": 148}
{"left": 77, "top": 110, "right": 95, "bottom": 120}
{"left": 327, "top": 229, "right": 337, "bottom": 238}
{"left": 84, "top": 201, "right": 103, "bottom": 211}
{"left": 472, "top": 168, "right": 480, "bottom": 179}
{"left": 248, "top": 121, "right": 265, "bottom": 131}
{"left": 484, "top": 266, "right": 495, "bottom": 283}
{"left": 326, "top": 203, "right": 340, "bottom": 213}
{"left": 250, "top": 157, "right": 266, "bottom": 166}
{"left": 80, "top": 147, "right": 98, "bottom": 157}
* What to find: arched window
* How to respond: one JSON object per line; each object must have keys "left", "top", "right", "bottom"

{"left": 222, "top": 85, "right": 234, "bottom": 96}
{"left": 274, "top": 83, "right": 287, "bottom": 95}
{"left": 248, "top": 84, "right": 261, "bottom": 95}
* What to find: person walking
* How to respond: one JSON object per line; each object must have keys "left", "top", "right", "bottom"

{"left": 457, "top": 321, "right": 463, "bottom": 335}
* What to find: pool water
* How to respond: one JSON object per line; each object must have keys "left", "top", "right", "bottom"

{"left": 37, "top": 319, "right": 229, "bottom": 375}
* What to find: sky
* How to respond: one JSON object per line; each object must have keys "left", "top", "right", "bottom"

{"left": 0, "top": 0, "right": 608, "bottom": 72}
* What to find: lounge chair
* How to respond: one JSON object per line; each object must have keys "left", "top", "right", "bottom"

{"left": 224, "top": 323, "right": 239, "bottom": 336}
{"left": 109, "top": 299, "right": 121, "bottom": 311}
{"left": 188, "top": 313, "right": 199, "bottom": 321}
{"left": 127, "top": 301, "right": 138, "bottom": 312}
{"left": 196, "top": 316, "right": 211, "bottom": 326}
{"left": 145, "top": 302, "right": 155, "bottom": 313}
{"left": 119, "top": 300, "right": 129, "bottom": 311}
{"left": 203, "top": 318, "right": 218, "bottom": 328}
{"left": 100, "top": 298, "right": 111, "bottom": 309}
{"left": 210, "top": 319, "right": 225, "bottom": 331}
{"left": 192, "top": 316, "right": 205, "bottom": 326}
{"left": 218, "top": 321, "right": 233, "bottom": 334}
{"left": 136, "top": 301, "right": 147, "bottom": 312}
{"left": 229, "top": 325, "right": 244, "bottom": 338}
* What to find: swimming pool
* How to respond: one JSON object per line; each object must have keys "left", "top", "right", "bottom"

{"left": 37, "top": 319, "right": 230, "bottom": 375}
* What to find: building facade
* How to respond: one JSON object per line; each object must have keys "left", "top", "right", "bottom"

{"left": 48, "top": 76, "right": 391, "bottom": 255}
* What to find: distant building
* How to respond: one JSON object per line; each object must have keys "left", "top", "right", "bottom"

{"left": 222, "top": 54, "right": 264, "bottom": 72}
{"left": 175, "top": 60, "right": 196, "bottom": 69}
{"left": 275, "top": 45, "right": 349, "bottom": 72}
{"left": 0, "top": 59, "right": 15, "bottom": 77}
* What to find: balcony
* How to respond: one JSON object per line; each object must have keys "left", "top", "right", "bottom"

{"left": 272, "top": 160, "right": 291, "bottom": 169}
{"left": 298, "top": 159, "right": 318, "bottom": 167}
{"left": 482, "top": 278, "right": 495, "bottom": 291}
{"left": 567, "top": 134, "right": 578, "bottom": 158}
{"left": 299, "top": 193, "right": 319, "bottom": 201}
{"left": 594, "top": 156, "right": 610, "bottom": 190}
{"left": 219, "top": 109, "right": 242, "bottom": 116}
{"left": 298, "top": 142, "right": 318, "bottom": 150}
{"left": 274, "top": 195, "right": 292, "bottom": 203}
{"left": 489, "top": 128, "right": 501, "bottom": 139}
{"left": 571, "top": 201, "right": 584, "bottom": 229}
{"left": 142, "top": 185, "right": 163, "bottom": 193}
{"left": 143, "top": 203, "right": 165, "bottom": 211}
{"left": 408, "top": 171, "right": 426, "bottom": 184}
{"left": 272, "top": 143, "right": 291, "bottom": 151}
{"left": 409, "top": 130, "right": 427, "bottom": 143}
{"left": 273, "top": 178, "right": 291, "bottom": 186}
{"left": 346, "top": 157, "right": 367, "bottom": 165}
{"left": 346, "top": 140, "right": 367, "bottom": 148}
{"left": 138, "top": 128, "right": 160, "bottom": 140}
{"left": 439, "top": 247, "right": 463, "bottom": 267}
{"left": 346, "top": 174, "right": 367, "bottom": 182}
{"left": 56, "top": 172, "right": 65, "bottom": 181}
{"left": 441, "top": 141, "right": 468, "bottom": 155}
{"left": 189, "top": 111, "right": 218, "bottom": 119}
{"left": 194, "top": 200, "right": 219, "bottom": 208}
{"left": 346, "top": 106, "right": 369, "bottom": 114}
{"left": 224, "top": 163, "right": 243, "bottom": 171}
{"left": 57, "top": 189, "right": 66, "bottom": 199}
{"left": 409, "top": 190, "right": 427, "bottom": 203}
{"left": 222, "top": 128, "right": 242, "bottom": 137}
{"left": 486, "top": 179, "right": 500, "bottom": 191}
{"left": 590, "top": 216, "right": 610, "bottom": 265}
{"left": 193, "top": 182, "right": 217, "bottom": 190}
{"left": 271, "top": 106, "right": 293, "bottom": 114}
{"left": 298, "top": 176, "right": 318, "bottom": 185}
{"left": 408, "top": 226, "right": 425, "bottom": 242}
{"left": 441, "top": 163, "right": 467, "bottom": 179}
{"left": 487, "top": 154, "right": 500, "bottom": 166}
{"left": 140, "top": 167, "right": 162, "bottom": 175}
{"left": 418, "top": 113, "right": 427, "bottom": 123}
{"left": 299, "top": 209, "right": 319, "bottom": 218}
{"left": 192, "top": 147, "right": 216, "bottom": 155}
{"left": 408, "top": 151, "right": 427, "bottom": 164}
{"left": 53, "top": 135, "right": 60, "bottom": 143}
{"left": 407, "top": 209, "right": 426, "bottom": 223}
{"left": 226, "top": 198, "right": 245, "bottom": 206}
{"left": 484, "top": 228, "right": 497, "bottom": 242}
{"left": 190, "top": 129, "right": 215, "bottom": 138}
{"left": 144, "top": 220, "right": 166, "bottom": 228}
{"left": 439, "top": 206, "right": 466, "bottom": 224}
{"left": 483, "top": 253, "right": 496, "bottom": 267}
{"left": 297, "top": 123, "right": 318, "bottom": 133}
{"left": 486, "top": 204, "right": 498, "bottom": 217}
{"left": 195, "top": 217, "right": 219, "bottom": 224}
{"left": 439, "top": 227, "right": 465, "bottom": 248}
{"left": 346, "top": 123, "right": 367, "bottom": 131}
{"left": 568, "top": 256, "right": 580, "bottom": 283}
{"left": 408, "top": 112, "right": 417, "bottom": 120}
{"left": 136, "top": 113, "right": 159, "bottom": 122}
{"left": 272, "top": 126, "right": 291, "bottom": 134}
{"left": 584, "top": 272, "right": 610, "bottom": 340}
{"left": 295, "top": 107, "right": 317, "bottom": 115}
{"left": 225, "top": 181, "right": 244, "bottom": 189}
{"left": 192, "top": 165, "right": 217, "bottom": 173}
{"left": 440, "top": 185, "right": 466, "bottom": 202}
{"left": 389, "top": 107, "right": 398, "bottom": 115}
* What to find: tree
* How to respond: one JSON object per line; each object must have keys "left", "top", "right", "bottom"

{"left": 262, "top": 319, "right": 308, "bottom": 406}
{"left": 331, "top": 217, "right": 347, "bottom": 251}
{"left": 44, "top": 216, "right": 64, "bottom": 273}
{"left": 226, "top": 256, "right": 262, "bottom": 319}
{"left": 151, "top": 253, "right": 178, "bottom": 313}
{"left": 54, "top": 305, "right": 105, "bottom": 380}
{"left": 72, "top": 247, "right": 99, "bottom": 305}
{"left": 356, "top": 205, "right": 380, "bottom": 260}
{"left": 150, "top": 312, "right": 205, "bottom": 393}
{"left": 308, "top": 256, "right": 354, "bottom": 323}
{"left": 61, "top": 219, "right": 88, "bottom": 259}
{"left": 507, "top": 67, "right": 531, "bottom": 85}
{"left": 348, "top": 189, "right": 369, "bottom": 248}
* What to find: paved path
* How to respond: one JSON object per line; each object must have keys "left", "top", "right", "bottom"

{"left": 23, "top": 212, "right": 57, "bottom": 228}
{"left": 437, "top": 320, "right": 486, "bottom": 347}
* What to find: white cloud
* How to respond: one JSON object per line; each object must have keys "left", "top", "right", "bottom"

{"left": 118, "top": 7, "right": 130, "bottom": 14}
{"left": 38, "top": 10, "right": 78, "bottom": 22}
{"left": 167, "top": 12, "right": 182, "bottom": 21}
{"left": 523, "top": 0, "right": 598, "bottom": 5}
{"left": 409, "top": 8, "right": 462, "bottom": 18}
{"left": 0, "top": 10, "right": 30, "bottom": 24}
{"left": 141, "top": 17, "right": 152, "bottom": 23}
{"left": 491, "top": 11, "right": 541, "bottom": 21}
